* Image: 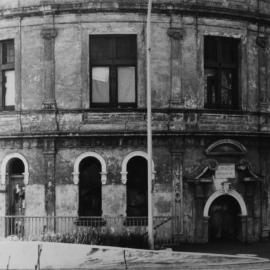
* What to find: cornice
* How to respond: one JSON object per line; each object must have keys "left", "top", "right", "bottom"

{"left": 0, "top": 1, "right": 270, "bottom": 25}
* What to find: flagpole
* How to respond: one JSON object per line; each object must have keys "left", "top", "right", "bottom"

{"left": 146, "top": 0, "right": 154, "bottom": 249}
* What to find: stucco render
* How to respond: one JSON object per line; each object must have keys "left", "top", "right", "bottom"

{"left": 0, "top": 0, "right": 268, "bottom": 243}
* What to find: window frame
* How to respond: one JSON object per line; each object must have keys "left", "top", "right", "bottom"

{"left": 0, "top": 39, "right": 15, "bottom": 111}
{"left": 89, "top": 35, "right": 137, "bottom": 109}
{"left": 204, "top": 36, "right": 240, "bottom": 110}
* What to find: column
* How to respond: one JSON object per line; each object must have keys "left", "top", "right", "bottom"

{"left": 171, "top": 150, "right": 183, "bottom": 240}
{"left": 240, "top": 215, "right": 248, "bottom": 242}
{"left": 41, "top": 27, "right": 57, "bottom": 109}
{"left": 202, "top": 216, "right": 209, "bottom": 243}
{"left": 259, "top": 148, "right": 270, "bottom": 240}
{"left": 256, "top": 31, "right": 268, "bottom": 111}
{"left": 167, "top": 27, "right": 184, "bottom": 107}
{"left": 194, "top": 183, "right": 205, "bottom": 242}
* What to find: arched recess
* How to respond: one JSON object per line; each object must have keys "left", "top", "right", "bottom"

{"left": 203, "top": 189, "right": 247, "bottom": 217}
{"left": 1, "top": 153, "right": 29, "bottom": 185}
{"left": 121, "top": 151, "right": 155, "bottom": 184}
{"left": 73, "top": 152, "right": 107, "bottom": 185}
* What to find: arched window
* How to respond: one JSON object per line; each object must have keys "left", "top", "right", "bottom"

{"left": 7, "top": 158, "right": 25, "bottom": 216}
{"left": 78, "top": 157, "right": 102, "bottom": 217}
{"left": 126, "top": 156, "right": 148, "bottom": 217}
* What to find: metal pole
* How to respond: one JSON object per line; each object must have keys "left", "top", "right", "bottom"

{"left": 146, "top": 0, "right": 154, "bottom": 249}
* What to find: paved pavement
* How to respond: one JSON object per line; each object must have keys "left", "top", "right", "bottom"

{"left": 0, "top": 241, "right": 269, "bottom": 270}
{"left": 173, "top": 240, "right": 270, "bottom": 260}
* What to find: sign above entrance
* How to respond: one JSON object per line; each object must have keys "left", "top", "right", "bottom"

{"left": 215, "top": 164, "right": 235, "bottom": 179}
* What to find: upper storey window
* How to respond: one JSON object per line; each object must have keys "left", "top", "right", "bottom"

{"left": 0, "top": 40, "right": 15, "bottom": 111}
{"left": 204, "top": 36, "right": 239, "bottom": 110}
{"left": 90, "top": 35, "right": 137, "bottom": 108}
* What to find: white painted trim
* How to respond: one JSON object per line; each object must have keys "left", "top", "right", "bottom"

{"left": 203, "top": 189, "right": 247, "bottom": 217}
{"left": 121, "top": 151, "right": 155, "bottom": 184}
{"left": 1, "top": 153, "right": 29, "bottom": 185}
{"left": 73, "top": 152, "right": 107, "bottom": 185}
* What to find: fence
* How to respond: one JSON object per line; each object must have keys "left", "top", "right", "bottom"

{"left": 0, "top": 216, "right": 173, "bottom": 247}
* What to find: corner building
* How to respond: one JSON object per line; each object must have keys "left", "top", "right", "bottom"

{"left": 0, "top": 0, "right": 269, "bottom": 243}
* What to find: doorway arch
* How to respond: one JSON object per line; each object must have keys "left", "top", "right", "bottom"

{"left": 203, "top": 190, "right": 247, "bottom": 217}
{"left": 78, "top": 156, "right": 102, "bottom": 217}
{"left": 203, "top": 190, "right": 248, "bottom": 242}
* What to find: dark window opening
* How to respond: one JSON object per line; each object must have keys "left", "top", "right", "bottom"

{"left": 7, "top": 158, "right": 25, "bottom": 220}
{"left": 125, "top": 157, "right": 147, "bottom": 226}
{"left": 209, "top": 195, "right": 241, "bottom": 242}
{"left": 0, "top": 40, "right": 15, "bottom": 111}
{"left": 204, "top": 36, "right": 239, "bottom": 110}
{"left": 8, "top": 158, "right": 24, "bottom": 175}
{"left": 78, "top": 157, "right": 102, "bottom": 217}
{"left": 90, "top": 35, "right": 137, "bottom": 108}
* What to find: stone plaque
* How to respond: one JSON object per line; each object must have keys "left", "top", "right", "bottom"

{"left": 215, "top": 164, "right": 235, "bottom": 179}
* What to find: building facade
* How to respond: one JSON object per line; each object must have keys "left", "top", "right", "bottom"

{"left": 0, "top": 0, "right": 269, "bottom": 243}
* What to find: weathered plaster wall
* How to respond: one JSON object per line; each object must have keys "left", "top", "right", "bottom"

{"left": 55, "top": 24, "right": 82, "bottom": 109}
{"left": 25, "top": 184, "right": 46, "bottom": 216}
{"left": 55, "top": 184, "right": 78, "bottom": 216}
{"left": 21, "top": 25, "right": 43, "bottom": 110}
{"left": 0, "top": 0, "right": 268, "bottom": 243}
{"left": 102, "top": 184, "right": 126, "bottom": 216}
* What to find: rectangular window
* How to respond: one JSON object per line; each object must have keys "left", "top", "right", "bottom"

{"left": 0, "top": 40, "right": 15, "bottom": 110}
{"left": 90, "top": 35, "right": 137, "bottom": 108}
{"left": 204, "top": 36, "right": 239, "bottom": 110}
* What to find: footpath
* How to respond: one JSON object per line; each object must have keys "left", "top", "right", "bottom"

{"left": 0, "top": 241, "right": 269, "bottom": 270}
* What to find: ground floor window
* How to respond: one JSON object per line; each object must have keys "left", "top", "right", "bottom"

{"left": 7, "top": 158, "right": 25, "bottom": 216}
{"left": 126, "top": 156, "right": 148, "bottom": 217}
{"left": 78, "top": 157, "right": 102, "bottom": 217}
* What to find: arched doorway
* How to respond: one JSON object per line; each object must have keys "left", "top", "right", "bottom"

{"left": 6, "top": 158, "right": 25, "bottom": 236}
{"left": 208, "top": 195, "right": 241, "bottom": 241}
{"left": 6, "top": 158, "right": 25, "bottom": 216}
{"left": 126, "top": 156, "right": 148, "bottom": 217}
{"left": 78, "top": 157, "right": 102, "bottom": 217}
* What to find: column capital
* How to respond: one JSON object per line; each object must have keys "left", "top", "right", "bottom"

{"left": 41, "top": 28, "right": 57, "bottom": 40}
{"left": 167, "top": 27, "right": 184, "bottom": 40}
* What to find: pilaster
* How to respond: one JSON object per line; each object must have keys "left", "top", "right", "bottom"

{"left": 167, "top": 27, "right": 184, "bottom": 107}
{"left": 171, "top": 150, "right": 183, "bottom": 239}
{"left": 41, "top": 25, "right": 57, "bottom": 110}
{"left": 256, "top": 29, "right": 268, "bottom": 111}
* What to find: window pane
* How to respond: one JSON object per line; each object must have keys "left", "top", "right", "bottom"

{"left": 4, "top": 70, "right": 15, "bottom": 106}
{"left": 90, "top": 37, "right": 113, "bottom": 60}
{"left": 204, "top": 36, "right": 217, "bottom": 65}
{"left": 118, "top": 67, "right": 135, "bottom": 103}
{"left": 2, "top": 41, "right": 14, "bottom": 64}
{"left": 221, "top": 70, "right": 233, "bottom": 106}
{"left": 116, "top": 36, "right": 137, "bottom": 59}
{"left": 92, "top": 67, "right": 110, "bottom": 103}
{"left": 221, "top": 38, "right": 238, "bottom": 65}
{"left": 204, "top": 69, "right": 218, "bottom": 107}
